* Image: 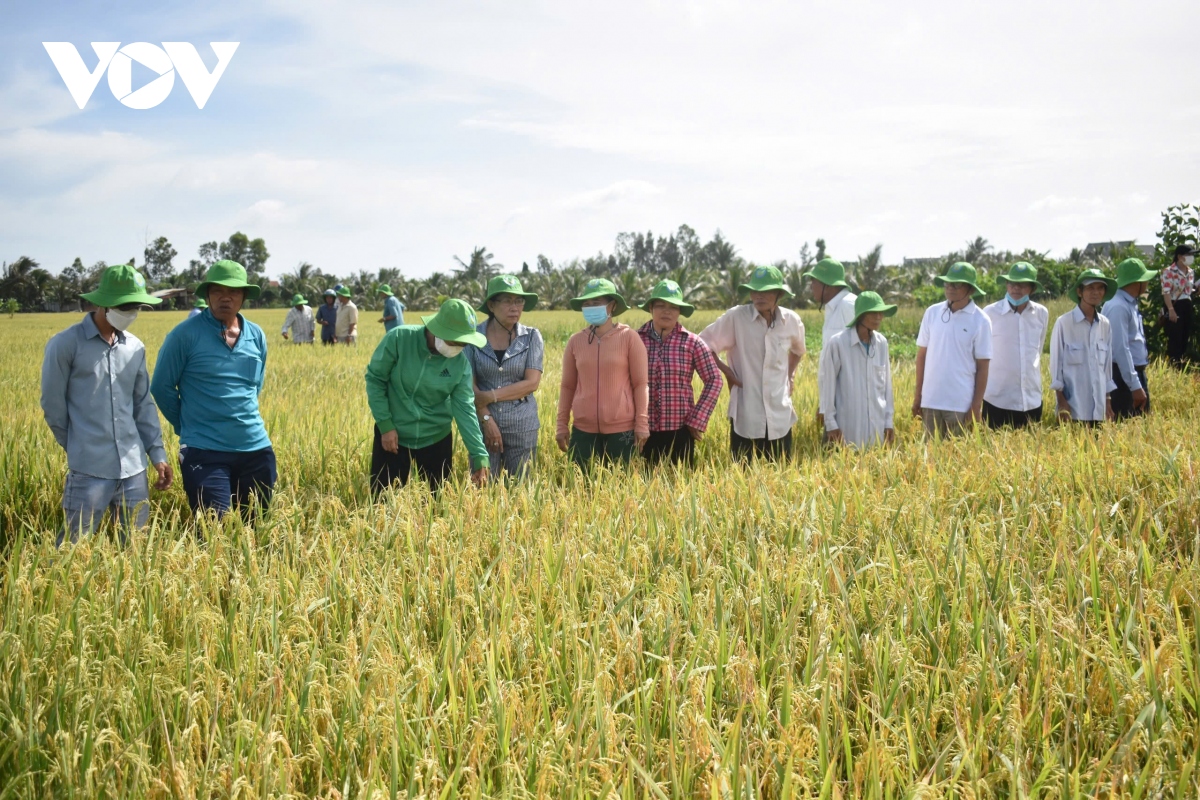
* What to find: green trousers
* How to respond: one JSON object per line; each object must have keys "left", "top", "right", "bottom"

{"left": 568, "top": 427, "right": 637, "bottom": 469}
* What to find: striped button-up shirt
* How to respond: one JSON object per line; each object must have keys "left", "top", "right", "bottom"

{"left": 1049, "top": 307, "right": 1117, "bottom": 422}
{"left": 637, "top": 321, "right": 723, "bottom": 433}
{"left": 818, "top": 327, "right": 894, "bottom": 447}
{"left": 281, "top": 305, "right": 315, "bottom": 343}
{"left": 464, "top": 322, "right": 545, "bottom": 434}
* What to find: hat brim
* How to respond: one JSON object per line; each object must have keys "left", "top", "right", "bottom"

{"left": 999, "top": 274, "right": 1042, "bottom": 291}
{"left": 422, "top": 314, "right": 487, "bottom": 346}
{"left": 377, "top": 289, "right": 394, "bottom": 296}
{"left": 197, "top": 280, "right": 262, "bottom": 301}
{"left": 80, "top": 289, "right": 162, "bottom": 308}
{"left": 1117, "top": 269, "right": 1158, "bottom": 288}
{"left": 1070, "top": 278, "right": 1118, "bottom": 304}
{"left": 639, "top": 297, "right": 695, "bottom": 317}
{"left": 801, "top": 270, "right": 849, "bottom": 289}
{"left": 738, "top": 282, "right": 795, "bottom": 299}
{"left": 478, "top": 291, "right": 539, "bottom": 313}
{"left": 568, "top": 292, "right": 629, "bottom": 315}
{"left": 847, "top": 305, "right": 898, "bottom": 327}
{"left": 933, "top": 276, "right": 985, "bottom": 299}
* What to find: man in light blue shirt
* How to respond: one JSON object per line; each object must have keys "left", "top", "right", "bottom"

{"left": 1104, "top": 258, "right": 1158, "bottom": 419}
{"left": 151, "top": 260, "right": 275, "bottom": 521}
{"left": 40, "top": 264, "right": 173, "bottom": 545}
{"left": 378, "top": 284, "right": 405, "bottom": 331}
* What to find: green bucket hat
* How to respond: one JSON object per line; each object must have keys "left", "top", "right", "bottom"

{"left": 569, "top": 278, "right": 629, "bottom": 315}
{"left": 933, "top": 262, "right": 986, "bottom": 299}
{"left": 999, "top": 261, "right": 1041, "bottom": 290}
{"left": 478, "top": 274, "right": 539, "bottom": 313}
{"left": 738, "top": 265, "right": 794, "bottom": 298}
{"left": 802, "top": 257, "right": 849, "bottom": 289}
{"left": 195, "top": 260, "right": 261, "bottom": 301}
{"left": 847, "top": 291, "right": 897, "bottom": 327}
{"left": 1069, "top": 269, "right": 1118, "bottom": 304}
{"left": 639, "top": 279, "right": 695, "bottom": 317}
{"left": 291, "top": 293, "right": 308, "bottom": 306}
{"left": 377, "top": 284, "right": 394, "bottom": 297}
{"left": 194, "top": 297, "right": 208, "bottom": 309}
{"left": 1115, "top": 257, "right": 1158, "bottom": 288}
{"left": 80, "top": 263, "right": 161, "bottom": 308}
{"left": 422, "top": 299, "right": 488, "bottom": 346}
{"left": 336, "top": 286, "right": 352, "bottom": 298}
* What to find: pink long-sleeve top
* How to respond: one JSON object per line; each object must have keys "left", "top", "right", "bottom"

{"left": 556, "top": 323, "right": 650, "bottom": 437}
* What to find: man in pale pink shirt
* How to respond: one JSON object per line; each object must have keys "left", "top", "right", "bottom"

{"left": 556, "top": 278, "right": 650, "bottom": 468}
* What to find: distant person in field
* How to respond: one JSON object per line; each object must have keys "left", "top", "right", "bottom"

{"left": 912, "top": 262, "right": 992, "bottom": 437}
{"left": 465, "top": 275, "right": 544, "bottom": 479}
{"left": 699, "top": 265, "right": 806, "bottom": 461}
{"left": 40, "top": 264, "right": 173, "bottom": 545}
{"left": 1105, "top": 258, "right": 1158, "bottom": 419}
{"left": 636, "top": 280, "right": 722, "bottom": 465}
{"left": 805, "top": 257, "right": 856, "bottom": 426}
{"left": 981, "top": 262, "right": 1048, "bottom": 429}
{"left": 556, "top": 278, "right": 649, "bottom": 468}
{"left": 335, "top": 286, "right": 358, "bottom": 345}
{"left": 1050, "top": 269, "right": 1117, "bottom": 425}
{"left": 377, "top": 284, "right": 406, "bottom": 331}
{"left": 188, "top": 297, "right": 206, "bottom": 318}
{"left": 818, "top": 291, "right": 896, "bottom": 448}
{"left": 316, "top": 289, "right": 338, "bottom": 345}
{"left": 150, "top": 260, "right": 276, "bottom": 521}
{"left": 365, "top": 299, "right": 490, "bottom": 493}
{"left": 281, "top": 294, "right": 315, "bottom": 344}
{"left": 1161, "top": 243, "right": 1196, "bottom": 367}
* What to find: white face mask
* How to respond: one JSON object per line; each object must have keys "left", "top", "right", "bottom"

{"left": 1184, "top": 255, "right": 1195, "bottom": 267}
{"left": 105, "top": 308, "right": 138, "bottom": 331}
{"left": 434, "top": 337, "right": 464, "bottom": 358}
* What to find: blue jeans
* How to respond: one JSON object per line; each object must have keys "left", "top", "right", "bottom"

{"left": 180, "top": 446, "right": 277, "bottom": 520}
{"left": 59, "top": 470, "right": 150, "bottom": 546}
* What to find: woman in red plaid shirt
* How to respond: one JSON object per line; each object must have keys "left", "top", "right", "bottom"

{"left": 636, "top": 280, "right": 723, "bottom": 465}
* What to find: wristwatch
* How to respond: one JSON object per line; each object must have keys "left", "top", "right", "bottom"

{"left": 481, "top": 414, "right": 492, "bottom": 422}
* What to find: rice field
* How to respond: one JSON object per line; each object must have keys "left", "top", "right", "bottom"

{"left": 2, "top": 306, "right": 1199, "bottom": 798}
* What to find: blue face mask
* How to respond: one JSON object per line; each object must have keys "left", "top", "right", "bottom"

{"left": 582, "top": 305, "right": 610, "bottom": 326}
{"left": 1007, "top": 293, "right": 1030, "bottom": 307}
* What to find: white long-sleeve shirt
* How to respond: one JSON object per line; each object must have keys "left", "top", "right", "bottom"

{"left": 818, "top": 327, "right": 894, "bottom": 447}
{"left": 983, "top": 299, "right": 1049, "bottom": 412}
{"left": 820, "top": 289, "right": 858, "bottom": 347}
{"left": 1048, "top": 307, "right": 1117, "bottom": 422}
{"left": 282, "top": 305, "right": 315, "bottom": 343}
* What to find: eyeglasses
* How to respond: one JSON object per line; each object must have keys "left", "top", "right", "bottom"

{"left": 491, "top": 296, "right": 526, "bottom": 307}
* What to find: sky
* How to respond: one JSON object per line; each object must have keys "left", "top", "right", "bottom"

{"left": 2, "top": 0, "right": 1198, "bottom": 280}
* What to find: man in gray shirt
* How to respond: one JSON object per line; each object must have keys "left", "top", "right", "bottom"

{"left": 40, "top": 264, "right": 174, "bottom": 544}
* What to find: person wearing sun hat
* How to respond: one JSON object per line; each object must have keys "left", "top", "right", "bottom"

{"left": 556, "top": 277, "right": 649, "bottom": 467}
{"left": 334, "top": 285, "right": 359, "bottom": 345}
{"left": 188, "top": 296, "right": 207, "bottom": 318}
{"left": 1105, "top": 257, "right": 1158, "bottom": 419}
{"left": 1161, "top": 243, "right": 1196, "bottom": 367}
{"left": 41, "top": 263, "right": 173, "bottom": 544}
{"left": 636, "top": 280, "right": 722, "bottom": 465}
{"left": 912, "top": 261, "right": 992, "bottom": 437}
{"left": 377, "top": 284, "right": 406, "bottom": 331}
{"left": 804, "top": 257, "right": 858, "bottom": 349}
{"left": 699, "top": 264, "right": 806, "bottom": 460}
{"left": 151, "top": 260, "right": 275, "bottom": 521}
{"left": 817, "top": 291, "right": 897, "bottom": 448}
{"left": 316, "top": 288, "right": 338, "bottom": 345}
{"left": 1049, "top": 269, "right": 1118, "bottom": 424}
{"left": 465, "top": 275, "right": 545, "bottom": 478}
{"left": 981, "top": 262, "right": 1049, "bottom": 429}
{"left": 365, "top": 298, "right": 490, "bottom": 492}
{"left": 281, "top": 293, "right": 315, "bottom": 344}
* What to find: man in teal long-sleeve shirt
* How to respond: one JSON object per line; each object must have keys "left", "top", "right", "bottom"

{"left": 151, "top": 260, "right": 276, "bottom": 520}
{"left": 365, "top": 299, "right": 490, "bottom": 493}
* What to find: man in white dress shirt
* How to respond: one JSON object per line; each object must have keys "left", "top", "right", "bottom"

{"left": 819, "top": 291, "right": 896, "bottom": 448}
{"left": 982, "top": 262, "right": 1049, "bottom": 429}
{"left": 1049, "top": 269, "right": 1116, "bottom": 425}
{"left": 805, "top": 257, "right": 858, "bottom": 425}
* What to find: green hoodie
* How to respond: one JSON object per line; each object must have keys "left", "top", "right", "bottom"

{"left": 365, "top": 325, "right": 489, "bottom": 470}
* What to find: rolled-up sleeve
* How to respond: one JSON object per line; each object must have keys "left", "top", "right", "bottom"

{"left": 40, "top": 333, "right": 72, "bottom": 450}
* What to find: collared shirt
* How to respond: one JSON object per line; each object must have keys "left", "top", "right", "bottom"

{"left": 637, "top": 321, "right": 723, "bottom": 433}
{"left": 40, "top": 313, "right": 167, "bottom": 479}
{"left": 1161, "top": 264, "right": 1194, "bottom": 302}
{"left": 818, "top": 327, "right": 894, "bottom": 447}
{"left": 316, "top": 302, "right": 338, "bottom": 341}
{"left": 281, "top": 305, "right": 315, "bottom": 343}
{"left": 983, "top": 299, "right": 1049, "bottom": 412}
{"left": 335, "top": 300, "right": 358, "bottom": 338}
{"left": 1103, "top": 289, "right": 1148, "bottom": 390}
{"left": 1049, "top": 307, "right": 1117, "bottom": 421}
{"left": 915, "top": 300, "right": 993, "bottom": 413}
{"left": 150, "top": 309, "right": 271, "bottom": 452}
{"left": 188, "top": 308, "right": 202, "bottom": 318}
{"left": 464, "top": 321, "right": 545, "bottom": 434}
{"left": 820, "top": 289, "right": 858, "bottom": 348}
{"left": 699, "top": 304, "right": 806, "bottom": 440}
{"left": 383, "top": 296, "right": 405, "bottom": 331}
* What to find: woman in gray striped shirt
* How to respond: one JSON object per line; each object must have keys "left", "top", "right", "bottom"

{"left": 465, "top": 275, "right": 545, "bottom": 478}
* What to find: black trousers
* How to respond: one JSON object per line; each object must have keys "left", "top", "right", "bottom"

{"left": 1110, "top": 365, "right": 1149, "bottom": 420}
{"left": 982, "top": 401, "right": 1042, "bottom": 429}
{"left": 643, "top": 428, "right": 695, "bottom": 465}
{"left": 370, "top": 426, "right": 454, "bottom": 495}
{"left": 729, "top": 421, "right": 792, "bottom": 461}
{"left": 1165, "top": 299, "right": 1192, "bottom": 366}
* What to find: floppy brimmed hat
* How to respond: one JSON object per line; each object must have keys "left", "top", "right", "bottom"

{"left": 422, "top": 299, "right": 488, "bottom": 346}
{"left": 479, "top": 274, "right": 539, "bottom": 313}
{"left": 194, "top": 297, "right": 208, "bottom": 309}
{"left": 738, "top": 265, "right": 794, "bottom": 298}
{"left": 1069, "top": 268, "right": 1118, "bottom": 304}
{"left": 80, "top": 264, "right": 161, "bottom": 308}
{"left": 291, "top": 293, "right": 308, "bottom": 306}
{"left": 377, "top": 284, "right": 395, "bottom": 297}
{"left": 639, "top": 279, "right": 695, "bottom": 316}
{"left": 569, "top": 278, "right": 629, "bottom": 315}
{"left": 336, "top": 286, "right": 352, "bottom": 298}
{"left": 1115, "top": 257, "right": 1158, "bottom": 288}
{"left": 802, "top": 257, "right": 849, "bottom": 289}
{"left": 195, "top": 260, "right": 261, "bottom": 301}
{"left": 999, "top": 261, "right": 1041, "bottom": 290}
{"left": 847, "top": 291, "right": 897, "bottom": 327}
{"left": 933, "top": 261, "right": 986, "bottom": 299}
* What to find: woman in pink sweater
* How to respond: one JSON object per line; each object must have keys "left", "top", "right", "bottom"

{"left": 556, "top": 278, "right": 650, "bottom": 468}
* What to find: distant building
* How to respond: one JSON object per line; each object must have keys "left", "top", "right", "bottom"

{"left": 903, "top": 257, "right": 943, "bottom": 269}
{"left": 1081, "top": 241, "right": 1155, "bottom": 260}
